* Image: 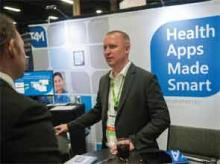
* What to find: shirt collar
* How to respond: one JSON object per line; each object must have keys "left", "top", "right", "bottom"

{"left": 0, "top": 72, "right": 15, "bottom": 89}
{"left": 109, "top": 61, "right": 131, "bottom": 79}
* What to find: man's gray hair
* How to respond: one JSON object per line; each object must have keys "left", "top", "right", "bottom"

{"left": 0, "top": 14, "right": 17, "bottom": 55}
{"left": 106, "top": 30, "right": 130, "bottom": 44}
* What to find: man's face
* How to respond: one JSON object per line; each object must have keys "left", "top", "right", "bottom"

{"left": 13, "top": 31, "right": 26, "bottom": 79}
{"left": 103, "top": 33, "right": 130, "bottom": 68}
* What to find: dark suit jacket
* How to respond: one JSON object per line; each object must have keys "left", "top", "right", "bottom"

{"left": 68, "top": 63, "right": 170, "bottom": 153}
{"left": 0, "top": 79, "right": 61, "bottom": 163}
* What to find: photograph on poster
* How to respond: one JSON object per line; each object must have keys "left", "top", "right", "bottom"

{"left": 73, "top": 50, "right": 85, "bottom": 66}
{"left": 53, "top": 72, "right": 71, "bottom": 104}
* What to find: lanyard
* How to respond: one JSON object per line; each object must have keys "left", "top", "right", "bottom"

{"left": 111, "top": 77, "right": 125, "bottom": 111}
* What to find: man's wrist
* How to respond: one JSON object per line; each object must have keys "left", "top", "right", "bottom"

{"left": 67, "top": 123, "right": 71, "bottom": 132}
{"left": 129, "top": 136, "right": 136, "bottom": 151}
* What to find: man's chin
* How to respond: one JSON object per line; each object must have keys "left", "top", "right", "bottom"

{"left": 107, "top": 62, "right": 114, "bottom": 68}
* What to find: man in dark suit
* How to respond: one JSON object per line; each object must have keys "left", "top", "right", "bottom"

{"left": 0, "top": 14, "right": 61, "bottom": 163}
{"left": 55, "top": 30, "right": 170, "bottom": 154}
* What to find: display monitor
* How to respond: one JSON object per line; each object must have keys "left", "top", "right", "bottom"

{"left": 15, "top": 71, "right": 54, "bottom": 96}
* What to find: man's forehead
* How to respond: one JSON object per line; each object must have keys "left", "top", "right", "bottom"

{"left": 105, "top": 33, "right": 123, "bottom": 41}
{"left": 15, "top": 31, "right": 24, "bottom": 43}
{"left": 15, "top": 31, "right": 21, "bottom": 38}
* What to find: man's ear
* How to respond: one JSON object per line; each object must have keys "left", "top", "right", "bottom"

{"left": 8, "top": 38, "right": 16, "bottom": 58}
{"left": 125, "top": 44, "right": 130, "bottom": 53}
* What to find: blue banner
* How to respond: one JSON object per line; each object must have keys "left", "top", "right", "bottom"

{"left": 151, "top": 16, "right": 220, "bottom": 97}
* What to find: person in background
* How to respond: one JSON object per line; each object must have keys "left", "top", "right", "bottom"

{"left": 53, "top": 72, "right": 71, "bottom": 104}
{"left": 55, "top": 30, "right": 170, "bottom": 155}
{"left": 0, "top": 14, "right": 61, "bottom": 163}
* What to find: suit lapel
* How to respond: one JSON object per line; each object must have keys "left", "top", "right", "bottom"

{"left": 116, "top": 64, "right": 136, "bottom": 122}
{"left": 0, "top": 79, "right": 11, "bottom": 88}
{"left": 102, "top": 74, "right": 110, "bottom": 121}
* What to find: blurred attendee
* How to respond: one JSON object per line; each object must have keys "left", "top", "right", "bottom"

{"left": 55, "top": 30, "right": 170, "bottom": 155}
{"left": 0, "top": 14, "right": 61, "bottom": 163}
{"left": 53, "top": 72, "right": 70, "bottom": 104}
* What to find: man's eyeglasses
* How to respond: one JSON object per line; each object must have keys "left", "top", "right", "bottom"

{"left": 0, "top": 33, "right": 32, "bottom": 53}
{"left": 21, "top": 33, "right": 32, "bottom": 53}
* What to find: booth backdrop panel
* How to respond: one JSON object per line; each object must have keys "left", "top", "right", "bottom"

{"left": 29, "top": 0, "right": 220, "bottom": 151}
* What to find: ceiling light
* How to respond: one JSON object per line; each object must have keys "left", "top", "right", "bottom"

{"left": 48, "top": 16, "right": 59, "bottom": 20}
{"left": 96, "top": 9, "right": 103, "bottom": 14}
{"left": 3, "top": 6, "right": 21, "bottom": 12}
{"left": 61, "top": 0, "right": 74, "bottom": 4}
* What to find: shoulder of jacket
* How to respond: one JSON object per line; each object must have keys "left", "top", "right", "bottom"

{"left": 132, "top": 64, "right": 154, "bottom": 77}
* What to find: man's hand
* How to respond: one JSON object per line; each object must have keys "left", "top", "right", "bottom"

{"left": 54, "top": 124, "right": 69, "bottom": 135}
{"left": 110, "top": 144, "right": 117, "bottom": 155}
{"left": 110, "top": 139, "right": 135, "bottom": 155}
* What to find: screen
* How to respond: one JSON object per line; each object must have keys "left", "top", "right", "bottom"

{"left": 15, "top": 71, "right": 54, "bottom": 96}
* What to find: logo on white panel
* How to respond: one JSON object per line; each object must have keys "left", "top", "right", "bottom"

{"left": 29, "top": 26, "right": 47, "bottom": 48}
